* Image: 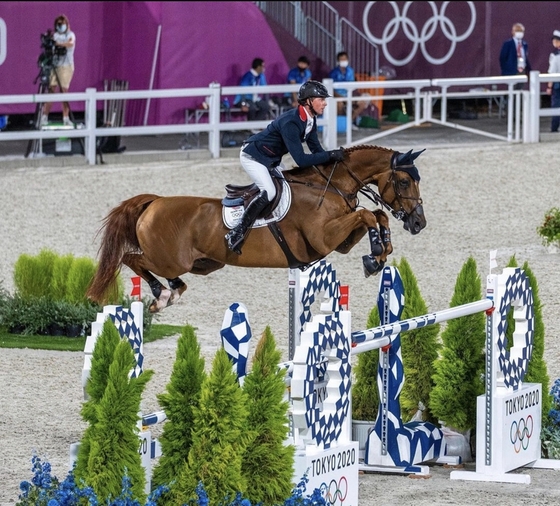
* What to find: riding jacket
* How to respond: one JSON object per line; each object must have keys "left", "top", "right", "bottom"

{"left": 242, "top": 105, "right": 331, "bottom": 169}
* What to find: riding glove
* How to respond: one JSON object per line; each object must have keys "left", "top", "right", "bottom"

{"left": 329, "top": 148, "right": 345, "bottom": 162}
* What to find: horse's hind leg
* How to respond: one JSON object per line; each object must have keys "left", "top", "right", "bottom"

{"left": 123, "top": 253, "right": 178, "bottom": 314}
{"left": 167, "top": 277, "right": 187, "bottom": 305}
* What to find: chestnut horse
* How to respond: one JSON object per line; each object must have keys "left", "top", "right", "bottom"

{"left": 86, "top": 145, "right": 426, "bottom": 313}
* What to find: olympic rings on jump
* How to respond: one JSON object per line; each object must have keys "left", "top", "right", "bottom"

{"left": 362, "top": 1, "right": 476, "bottom": 66}
{"left": 510, "top": 416, "right": 534, "bottom": 452}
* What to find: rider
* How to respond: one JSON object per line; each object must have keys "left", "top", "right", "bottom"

{"left": 225, "top": 80, "right": 345, "bottom": 254}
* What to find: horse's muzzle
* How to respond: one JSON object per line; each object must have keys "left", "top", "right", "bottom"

{"left": 403, "top": 204, "right": 426, "bottom": 235}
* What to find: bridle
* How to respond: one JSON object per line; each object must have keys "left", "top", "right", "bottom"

{"left": 360, "top": 152, "right": 423, "bottom": 221}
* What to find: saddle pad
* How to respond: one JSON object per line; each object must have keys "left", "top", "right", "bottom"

{"left": 222, "top": 177, "right": 291, "bottom": 229}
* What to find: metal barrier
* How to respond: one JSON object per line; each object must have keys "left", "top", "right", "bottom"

{"left": 0, "top": 74, "right": 555, "bottom": 164}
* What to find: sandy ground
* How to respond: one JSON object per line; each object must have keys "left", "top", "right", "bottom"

{"left": 1, "top": 142, "right": 560, "bottom": 505}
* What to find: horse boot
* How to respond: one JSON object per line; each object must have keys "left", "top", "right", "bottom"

{"left": 225, "top": 190, "right": 269, "bottom": 254}
{"left": 362, "top": 227, "right": 385, "bottom": 278}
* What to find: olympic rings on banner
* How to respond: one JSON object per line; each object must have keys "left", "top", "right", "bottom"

{"left": 362, "top": 1, "right": 476, "bottom": 66}
{"left": 320, "top": 477, "right": 348, "bottom": 505}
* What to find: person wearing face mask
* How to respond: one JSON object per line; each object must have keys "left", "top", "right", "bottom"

{"left": 285, "top": 55, "right": 312, "bottom": 107}
{"left": 41, "top": 14, "right": 76, "bottom": 126}
{"left": 499, "top": 22, "right": 531, "bottom": 90}
{"left": 328, "top": 51, "right": 368, "bottom": 128}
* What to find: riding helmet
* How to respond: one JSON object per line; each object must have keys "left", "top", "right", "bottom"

{"left": 297, "top": 80, "right": 331, "bottom": 103}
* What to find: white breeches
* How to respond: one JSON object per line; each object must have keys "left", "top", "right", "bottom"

{"left": 240, "top": 145, "right": 284, "bottom": 200}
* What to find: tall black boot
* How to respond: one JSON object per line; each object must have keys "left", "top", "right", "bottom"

{"left": 225, "top": 190, "right": 269, "bottom": 254}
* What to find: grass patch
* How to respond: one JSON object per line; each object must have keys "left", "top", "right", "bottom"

{"left": 0, "top": 324, "right": 184, "bottom": 351}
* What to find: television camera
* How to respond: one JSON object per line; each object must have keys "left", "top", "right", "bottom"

{"left": 36, "top": 29, "right": 67, "bottom": 85}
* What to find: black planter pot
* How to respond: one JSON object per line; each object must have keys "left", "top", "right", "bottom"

{"left": 8, "top": 324, "right": 26, "bottom": 335}
{"left": 49, "top": 323, "right": 66, "bottom": 336}
{"left": 66, "top": 324, "right": 82, "bottom": 338}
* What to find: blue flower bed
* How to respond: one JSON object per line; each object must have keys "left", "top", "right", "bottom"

{"left": 17, "top": 456, "right": 326, "bottom": 506}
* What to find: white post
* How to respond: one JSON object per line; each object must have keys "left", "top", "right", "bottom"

{"left": 143, "top": 25, "right": 162, "bottom": 126}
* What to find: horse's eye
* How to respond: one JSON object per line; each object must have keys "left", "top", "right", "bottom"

{"left": 399, "top": 179, "right": 410, "bottom": 189}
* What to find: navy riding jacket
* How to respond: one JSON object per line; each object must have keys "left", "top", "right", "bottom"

{"left": 242, "top": 105, "right": 331, "bottom": 169}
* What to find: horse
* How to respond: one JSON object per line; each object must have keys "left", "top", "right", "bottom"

{"left": 86, "top": 145, "right": 426, "bottom": 313}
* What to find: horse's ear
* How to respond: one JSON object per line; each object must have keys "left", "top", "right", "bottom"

{"left": 396, "top": 149, "right": 413, "bottom": 165}
{"left": 411, "top": 149, "right": 426, "bottom": 161}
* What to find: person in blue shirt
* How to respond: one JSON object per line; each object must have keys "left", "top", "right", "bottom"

{"left": 284, "top": 55, "right": 312, "bottom": 107}
{"left": 234, "top": 57, "right": 270, "bottom": 121}
{"left": 328, "top": 51, "right": 367, "bottom": 126}
{"left": 225, "top": 80, "right": 344, "bottom": 254}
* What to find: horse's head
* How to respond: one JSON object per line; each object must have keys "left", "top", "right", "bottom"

{"left": 377, "top": 149, "right": 426, "bottom": 235}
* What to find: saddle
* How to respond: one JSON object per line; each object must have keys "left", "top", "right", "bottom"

{"left": 222, "top": 167, "right": 284, "bottom": 216}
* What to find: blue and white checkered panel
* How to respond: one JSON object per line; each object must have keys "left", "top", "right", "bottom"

{"left": 291, "top": 311, "right": 350, "bottom": 449}
{"left": 108, "top": 306, "right": 143, "bottom": 378}
{"left": 367, "top": 266, "right": 444, "bottom": 469}
{"left": 298, "top": 260, "right": 341, "bottom": 334}
{"left": 220, "top": 302, "right": 252, "bottom": 382}
{"left": 495, "top": 268, "right": 534, "bottom": 389}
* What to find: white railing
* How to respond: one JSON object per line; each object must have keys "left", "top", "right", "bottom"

{"left": 528, "top": 70, "right": 560, "bottom": 142}
{"left": 0, "top": 74, "right": 553, "bottom": 164}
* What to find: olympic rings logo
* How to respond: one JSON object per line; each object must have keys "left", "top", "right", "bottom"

{"left": 320, "top": 477, "right": 348, "bottom": 505}
{"left": 362, "top": 1, "right": 477, "bottom": 66}
{"left": 510, "top": 415, "right": 533, "bottom": 453}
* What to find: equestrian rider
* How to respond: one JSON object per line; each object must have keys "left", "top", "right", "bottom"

{"left": 225, "top": 80, "right": 345, "bottom": 254}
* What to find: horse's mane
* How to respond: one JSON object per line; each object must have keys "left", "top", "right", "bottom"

{"left": 289, "top": 144, "right": 393, "bottom": 176}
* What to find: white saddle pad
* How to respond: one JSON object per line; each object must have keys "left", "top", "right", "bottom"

{"left": 222, "top": 177, "right": 291, "bottom": 229}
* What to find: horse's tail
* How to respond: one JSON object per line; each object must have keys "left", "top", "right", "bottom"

{"left": 87, "top": 194, "right": 160, "bottom": 304}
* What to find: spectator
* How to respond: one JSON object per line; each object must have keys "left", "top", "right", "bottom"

{"left": 499, "top": 22, "right": 531, "bottom": 90}
{"left": 41, "top": 14, "right": 76, "bottom": 126}
{"left": 284, "top": 55, "right": 312, "bottom": 107}
{"left": 328, "top": 51, "right": 368, "bottom": 127}
{"left": 225, "top": 81, "right": 344, "bottom": 255}
{"left": 234, "top": 57, "right": 270, "bottom": 122}
{"left": 546, "top": 30, "right": 560, "bottom": 132}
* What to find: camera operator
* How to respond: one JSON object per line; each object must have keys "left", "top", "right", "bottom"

{"left": 41, "top": 14, "right": 76, "bottom": 127}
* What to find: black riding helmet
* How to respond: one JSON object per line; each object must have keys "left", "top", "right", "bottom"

{"left": 297, "top": 80, "right": 331, "bottom": 104}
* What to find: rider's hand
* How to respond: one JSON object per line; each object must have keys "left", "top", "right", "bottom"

{"left": 329, "top": 148, "right": 345, "bottom": 162}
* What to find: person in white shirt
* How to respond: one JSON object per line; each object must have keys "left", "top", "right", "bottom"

{"left": 41, "top": 14, "right": 76, "bottom": 126}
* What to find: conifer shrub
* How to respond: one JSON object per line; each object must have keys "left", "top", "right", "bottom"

{"left": 152, "top": 325, "right": 206, "bottom": 497}
{"left": 242, "top": 326, "right": 295, "bottom": 505}
{"left": 430, "top": 256, "right": 485, "bottom": 432}
{"left": 74, "top": 318, "right": 154, "bottom": 503}
{"left": 397, "top": 257, "right": 440, "bottom": 424}
{"left": 352, "top": 306, "right": 380, "bottom": 421}
{"left": 170, "top": 347, "right": 251, "bottom": 505}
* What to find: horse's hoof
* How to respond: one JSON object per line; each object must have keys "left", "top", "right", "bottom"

{"left": 362, "top": 255, "right": 384, "bottom": 278}
{"left": 148, "top": 300, "right": 160, "bottom": 313}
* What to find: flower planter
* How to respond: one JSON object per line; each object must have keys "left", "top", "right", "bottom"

{"left": 352, "top": 419, "right": 375, "bottom": 454}
{"left": 49, "top": 323, "right": 66, "bottom": 336}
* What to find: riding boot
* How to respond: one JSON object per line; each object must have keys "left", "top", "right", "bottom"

{"left": 362, "top": 227, "right": 385, "bottom": 278}
{"left": 225, "top": 190, "right": 270, "bottom": 254}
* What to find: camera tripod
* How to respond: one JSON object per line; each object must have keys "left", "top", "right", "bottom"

{"left": 25, "top": 65, "right": 82, "bottom": 158}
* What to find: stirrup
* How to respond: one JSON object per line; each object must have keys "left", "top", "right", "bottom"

{"left": 225, "top": 229, "right": 245, "bottom": 255}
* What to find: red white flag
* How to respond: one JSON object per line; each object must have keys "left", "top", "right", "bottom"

{"left": 131, "top": 276, "right": 141, "bottom": 297}
{"left": 340, "top": 285, "right": 349, "bottom": 309}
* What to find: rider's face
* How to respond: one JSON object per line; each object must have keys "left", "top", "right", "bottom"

{"left": 310, "top": 97, "right": 327, "bottom": 114}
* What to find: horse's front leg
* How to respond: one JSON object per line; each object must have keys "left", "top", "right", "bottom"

{"left": 322, "top": 209, "right": 391, "bottom": 277}
{"left": 362, "top": 210, "right": 392, "bottom": 278}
